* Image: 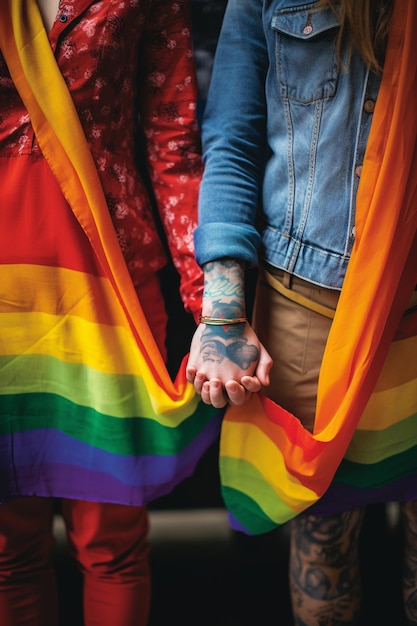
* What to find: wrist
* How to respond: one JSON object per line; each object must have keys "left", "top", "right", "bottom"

{"left": 199, "top": 315, "right": 247, "bottom": 326}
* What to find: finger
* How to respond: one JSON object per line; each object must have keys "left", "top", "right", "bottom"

{"left": 201, "top": 380, "right": 228, "bottom": 408}
{"left": 240, "top": 376, "right": 262, "bottom": 393}
{"left": 193, "top": 371, "right": 207, "bottom": 395}
{"left": 185, "top": 365, "right": 197, "bottom": 383}
{"left": 200, "top": 381, "right": 212, "bottom": 405}
{"left": 224, "top": 380, "right": 248, "bottom": 406}
{"left": 255, "top": 345, "right": 273, "bottom": 386}
{"left": 208, "top": 379, "right": 229, "bottom": 408}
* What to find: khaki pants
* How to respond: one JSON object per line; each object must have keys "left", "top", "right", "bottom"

{"left": 253, "top": 265, "right": 417, "bottom": 433}
{"left": 252, "top": 267, "right": 340, "bottom": 432}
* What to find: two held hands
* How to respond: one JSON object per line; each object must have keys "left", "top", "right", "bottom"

{"left": 186, "top": 258, "right": 272, "bottom": 408}
{"left": 186, "top": 318, "right": 273, "bottom": 408}
{"left": 186, "top": 258, "right": 273, "bottom": 408}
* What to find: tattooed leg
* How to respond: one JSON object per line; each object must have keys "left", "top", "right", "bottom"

{"left": 289, "top": 508, "right": 364, "bottom": 625}
{"left": 401, "top": 501, "right": 417, "bottom": 624}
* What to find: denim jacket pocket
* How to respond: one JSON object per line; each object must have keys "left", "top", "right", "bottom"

{"left": 272, "top": 6, "right": 340, "bottom": 103}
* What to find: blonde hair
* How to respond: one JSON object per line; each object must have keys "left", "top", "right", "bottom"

{"left": 317, "top": 0, "right": 393, "bottom": 72}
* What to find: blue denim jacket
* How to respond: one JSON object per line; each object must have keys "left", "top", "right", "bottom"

{"left": 195, "top": 0, "right": 381, "bottom": 289}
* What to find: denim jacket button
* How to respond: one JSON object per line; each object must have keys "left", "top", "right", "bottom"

{"left": 364, "top": 99, "right": 375, "bottom": 113}
{"left": 355, "top": 165, "right": 363, "bottom": 177}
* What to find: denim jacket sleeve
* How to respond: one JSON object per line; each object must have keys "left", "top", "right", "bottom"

{"left": 195, "top": 0, "right": 380, "bottom": 289}
{"left": 194, "top": 0, "right": 266, "bottom": 267}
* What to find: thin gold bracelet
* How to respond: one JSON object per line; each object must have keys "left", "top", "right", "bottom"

{"left": 199, "top": 316, "right": 248, "bottom": 326}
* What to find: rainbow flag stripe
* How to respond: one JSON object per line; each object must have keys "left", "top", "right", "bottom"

{"left": 0, "top": 261, "right": 223, "bottom": 504}
{"left": 220, "top": 333, "right": 417, "bottom": 534}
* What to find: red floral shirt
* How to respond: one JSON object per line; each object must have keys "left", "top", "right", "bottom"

{"left": 0, "top": 0, "right": 203, "bottom": 318}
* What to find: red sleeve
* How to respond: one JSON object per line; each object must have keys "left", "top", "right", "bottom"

{"left": 139, "top": 0, "right": 203, "bottom": 321}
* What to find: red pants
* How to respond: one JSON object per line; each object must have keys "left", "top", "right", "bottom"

{"left": 0, "top": 274, "right": 168, "bottom": 625}
{"left": 0, "top": 498, "right": 151, "bottom": 626}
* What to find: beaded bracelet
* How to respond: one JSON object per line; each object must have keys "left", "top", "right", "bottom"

{"left": 199, "top": 316, "right": 248, "bottom": 326}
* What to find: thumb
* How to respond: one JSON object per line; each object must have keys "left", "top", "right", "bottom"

{"left": 255, "top": 343, "right": 273, "bottom": 386}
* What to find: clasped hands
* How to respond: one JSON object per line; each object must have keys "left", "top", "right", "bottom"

{"left": 186, "top": 321, "right": 273, "bottom": 408}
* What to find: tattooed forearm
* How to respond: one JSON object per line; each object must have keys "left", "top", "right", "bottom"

{"left": 210, "top": 300, "right": 246, "bottom": 322}
{"left": 203, "top": 278, "right": 245, "bottom": 301}
{"left": 204, "top": 259, "right": 245, "bottom": 274}
{"left": 199, "top": 259, "right": 258, "bottom": 371}
{"left": 202, "top": 260, "right": 245, "bottom": 314}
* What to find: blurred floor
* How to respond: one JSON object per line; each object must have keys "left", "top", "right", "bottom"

{"left": 53, "top": 502, "right": 407, "bottom": 626}
{"left": 53, "top": 507, "right": 291, "bottom": 626}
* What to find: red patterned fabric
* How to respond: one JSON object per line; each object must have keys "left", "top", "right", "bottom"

{"left": 0, "top": 0, "right": 203, "bottom": 317}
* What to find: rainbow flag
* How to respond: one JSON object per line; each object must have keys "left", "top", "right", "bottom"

{"left": 219, "top": 0, "right": 417, "bottom": 534}
{"left": 0, "top": 0, "right": 223, "bottom": 505}
{"left": 1, "top": 0, "right": 417, "bottom": 534}
{"left": 221, "top": 329, "right": 417, "bottom": 534}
